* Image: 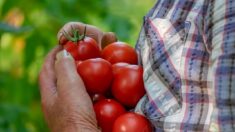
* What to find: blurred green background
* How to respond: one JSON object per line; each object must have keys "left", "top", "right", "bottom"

{"left": 0, "top": 0, "right": 155, "bottom": 131}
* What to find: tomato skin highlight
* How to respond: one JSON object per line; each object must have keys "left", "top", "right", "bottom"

{"left": 77, "top": 58, "right": 113, "bottom": 94}
{"left": 91, "top": 93, "right": 106, "bottom": 104}
{"left": 101, "top": 42, "right": 138, "bottom": 65}
{"left": 64, "top": 37, "right": 101, "bottom": 61}
{"left": 112, "top": 62, "right": 129, "bottom": 76}
{"left": 94, "top": 99, "right": 126, "bottom": 132}
{"left": 112, "top": 65, "right": 146, "bottom": 108}
{"left": 112, "top": 112, "right": 152, "bottom": 132}
{"left": 77, "top": 37, "right": 101, "bottom": 60}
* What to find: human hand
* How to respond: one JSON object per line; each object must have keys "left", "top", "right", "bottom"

{"left": 57, "top": 22, "right": 117, "bottom": 49}
{"left": 39, "top": 47, "right": 100, "bottom": 132}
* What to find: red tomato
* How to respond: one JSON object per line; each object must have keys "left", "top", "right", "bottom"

{"left": 112, "top": 112, "right": 152, "bottom": 132}
{"left": 94, "top": 99, "right": 126, "bottom": 132}
{"left": 91, "top": 93, "right": 106, "bottom": 104}
{"left": 112, "top": 65, "right": 146, "bottom": 108}
{"left": 112, "top": 62, "right": 129, "bottom": 76}
{"left": 77, "top": 58, "right": 113, "bottom": 94}
{"left": 64, "top": 37, "right": 101, "bottom": 61}
{"left": 101, "top": 42, "right": 138, "bottom": 64}
{"left": 76, "top": 37, "right": 101, "bottom": 60}
{"left": 63, "top": 41, "right": 79, "bottom": 60}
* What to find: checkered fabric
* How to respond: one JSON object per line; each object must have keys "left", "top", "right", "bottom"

{"left": 135, "top": 0, "right": 235, "bottom": 131}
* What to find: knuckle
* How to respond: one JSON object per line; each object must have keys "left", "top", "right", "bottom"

{"left": 65, "top": 22, "right": 82, "bottom": 29}
{"left": 66, "top": 22, "right": 76, "bottom": 26}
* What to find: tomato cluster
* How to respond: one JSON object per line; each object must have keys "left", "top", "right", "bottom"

{"left": 60, "top": 29, "right": 152, "bottom": 132}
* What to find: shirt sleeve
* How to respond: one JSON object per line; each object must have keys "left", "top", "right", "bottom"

{"left": 205, "top": 0, "right": 235, "bottom": 131}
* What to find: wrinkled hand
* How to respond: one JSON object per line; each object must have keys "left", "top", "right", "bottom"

{"left": 57, "top": 22, "right": 117, "bottom": 48}
{"left": 39, "top": 22, "right": 117, "bottom": 132}
{"left": 39, "top": 47, "right": 99, "bottom": 132}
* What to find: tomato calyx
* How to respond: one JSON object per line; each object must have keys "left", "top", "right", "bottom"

{"left": 62, "top": 25, "right": 87, "bottom": 44}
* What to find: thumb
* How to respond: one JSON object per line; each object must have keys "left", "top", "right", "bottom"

{"left": 55, "top": 50, "right": 86, "bottom": 97}
{"left": 101, "top": 32, "right": 117, "bottom": 49}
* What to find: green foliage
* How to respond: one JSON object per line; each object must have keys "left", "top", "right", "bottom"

{"left": 0, "top": 0, "right": 155, "bottom": 131}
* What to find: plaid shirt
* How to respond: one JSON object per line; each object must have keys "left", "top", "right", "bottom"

{"left": 135, "top": 0, "right": 235, "bottom": 131}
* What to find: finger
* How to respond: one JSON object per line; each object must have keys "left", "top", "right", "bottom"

{"left": 55, "top": 50, "right": 87, "bottom": 97}
{"left": 57, "top": 22, "right": 104, "bottom": 47}
{"left": 57, "top": 22, "right": 84, "bottom": 44}
{"left": 39, "top": 46, "right": 62, "bottom": 103}
{"left": 101, "top": 32, "right": 118, "bottom": 49}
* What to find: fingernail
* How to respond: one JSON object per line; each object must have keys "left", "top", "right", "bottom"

{"left": 56, "top": 49, "right": 72, "bottom": 60}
